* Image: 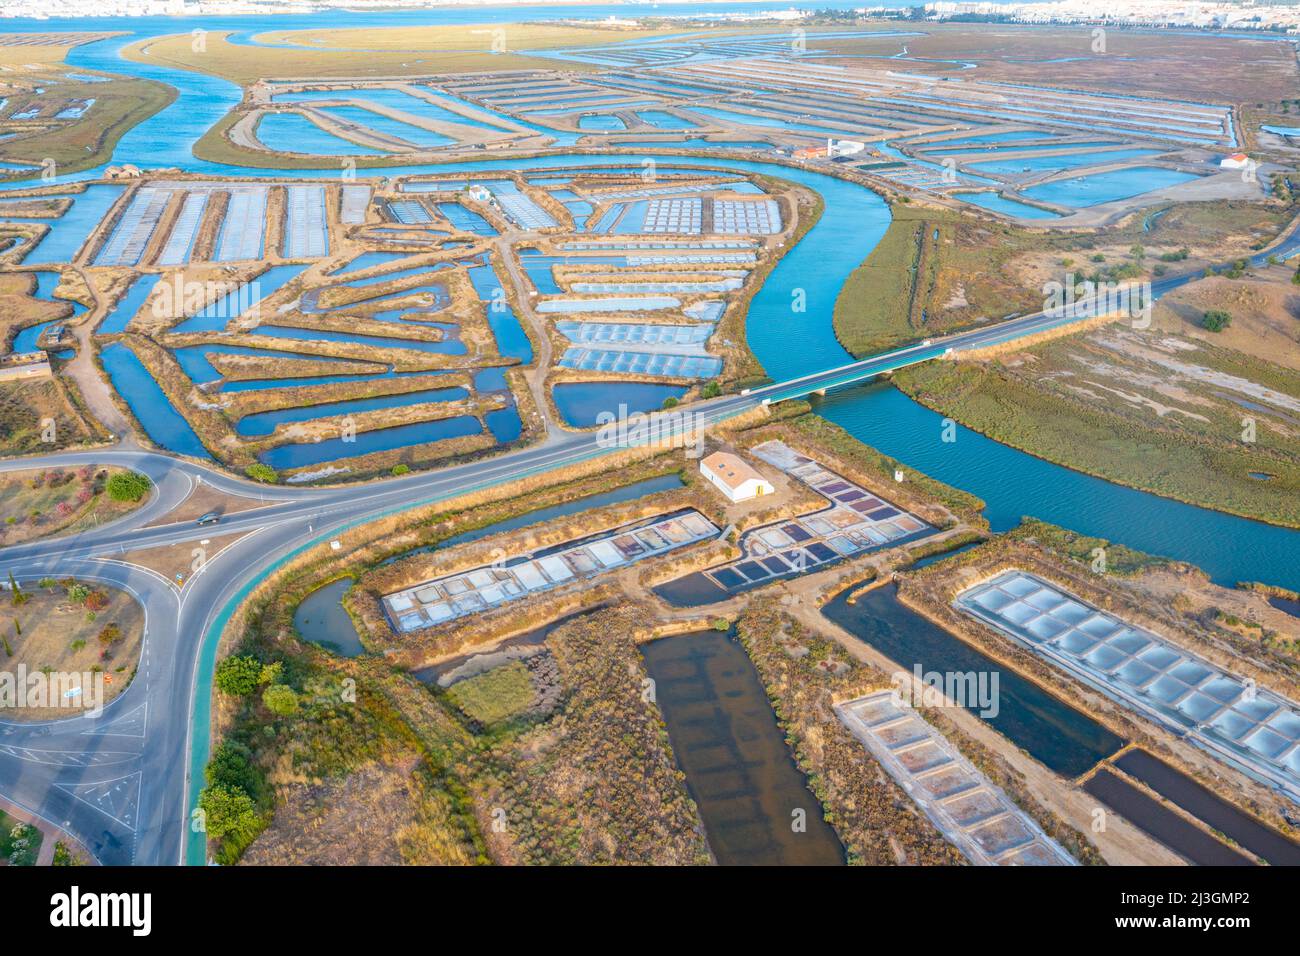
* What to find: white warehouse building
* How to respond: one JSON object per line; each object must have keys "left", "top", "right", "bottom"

{"left": 700, "top": 452, "right": 774, "bottom": 503}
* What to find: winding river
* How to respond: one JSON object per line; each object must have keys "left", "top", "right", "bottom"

{"left": 5, "top": 8, "right": 1299, "bottom": 591}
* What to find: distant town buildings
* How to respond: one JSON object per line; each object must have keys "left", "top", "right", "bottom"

{"left": 700, "top": 452, "right": 774, "bottom": 504}
{"left": 919, "top": 0, "right": 1300, "bottom": 33}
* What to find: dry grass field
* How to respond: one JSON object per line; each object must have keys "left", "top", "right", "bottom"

{"left": 0, "top": 578, "right": 143, "bottom": 721}
{"left": 0, "top": 465, "right": 142, "bottom": 547}
{"left": 123, "top": 25, "right": 653, "bottom": 86}
{"left": 809, "top": 22, "right": 1299, "bottom": 103}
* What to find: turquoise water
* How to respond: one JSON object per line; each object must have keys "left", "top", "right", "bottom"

{"left": 622, "top": 139, "right": 774, "bottom": 150}
{"left": 13, "top": 271, "right": 84, "bottom": 355}
{"left": 331, "top": 250, "right": 410, "bottom": 274}
{"left": 467, "top": 263, "right": 532, "bottom": 363}
{"left": 685, "top": 106, "right": 849, "bottom": 136}
{"left": 172, "top": 264, "right": 308, "bottom": 334}
{"left": 436, "top": 201, "right": 497, "bottom": 235}
{"left": 824, "top": 585, "right": 1123, "bottom": 778}
{"left": 1022, "top": 167, "right": 1199, "bottom": 208}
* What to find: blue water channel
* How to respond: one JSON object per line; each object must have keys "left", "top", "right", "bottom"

{"left": 12, "top": 270, "right": 84, "bottom": 356}
{"left": 98, "top": 273, "right": 164, "bottom": 334}
{"left": 100, "top": 342, "right": 212, "bottom": 459}
{"left": 172, "top": 264, "right": 308, "bottom": 333}
{"left": 636, "top": 109, "right": 697, "bottom": 129}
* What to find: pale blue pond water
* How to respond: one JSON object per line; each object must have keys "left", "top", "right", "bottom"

{"left": 436, "top": 201, "right": 497, "bottom": 235}
{"left": 578, "top": 114, "right": 627, "bottom": 131}
{"left": 967, "top": 148, "right": 1164, "bottom": 176}
{"left": 1022, "top": 167, "right": 1199, "bottom": 207}
{"left": 636, "top": 109, "right": 697, "bottom": 129}
{"left": 467, "top": 263, "right": 533, "bottom": 363}
{"left": 16, "top": 184, "right": 123, "bottom": 263}
{"left": 316, "top": 104, "right": 455, "bottom": 149}
{"left": 331, "top": 250, "right": 410, "bottom": 275}
{"left": 256, "top": 112, "right": 377, "bottom": 156}
{"left": 553, "top": 381, "right": 687, "bottom": 426}
{"left": 955, "top": 191, "right": 1061, "bottom": 219}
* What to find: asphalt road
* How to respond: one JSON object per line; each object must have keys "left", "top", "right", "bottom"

{"left": 1, "top": 220, "right": 1296, "bottom": 865}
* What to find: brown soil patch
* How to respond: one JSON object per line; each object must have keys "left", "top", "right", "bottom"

{"left": 239, "top": 756, "right": 423, "bottom": 866}
{"left": 1154, "top": 271, "right": 1300, "bottom": 371}
{"left": 145, "top": 479, "right": 272, "bottom": 527}
{"left": 121, "top": 529, "right": 253, "bottom": 583}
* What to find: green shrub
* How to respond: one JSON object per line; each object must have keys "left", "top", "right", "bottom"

{"left": 198, "top": 785, "right": 261, "bottom": 845}
{"left": 262, "top": 684, "right": 299, "bottom": 717}
{"left": 391, "top": 464, "right": 410, "bottom": 476}
{"left": 1202, "top": 309, "right": 1232, "bottom": 333}
{"left": 105, "top": 471, "right": 151, "bottom": 502}
{"left": 244, "top": 463, "right": 278, "bottom": 483}
{"left": 214, "top": 655, "right": 264, "bottom": 696}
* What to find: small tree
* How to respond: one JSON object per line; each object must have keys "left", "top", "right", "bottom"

{"left": 97, "top": 624, "right": 123, "bottom": 649}
{"left": 52, "top": 842, "right": 82, "bottom": 866}
{"left": 198, "top": 785, "right": 261, "bottom": 845}
{"left": 262, "top": 684, "right": 299, "bottom": 717}
{"left": 1202, "top": 310, "right": 1232, "bottom": 333}
{"left": 244, "top": 464, "right": 278, "bottom": 484}
{"left": 65, "top": 583, "right": 89, "bottom": 604}
{"left": 7, "top": 823, "right": 38, "bottom": 866}
{"left": 214, "top": 655, "right": 265, "bottom": 697}
{"left": 106, "top": 471, "right": 151, "bottom": 502}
